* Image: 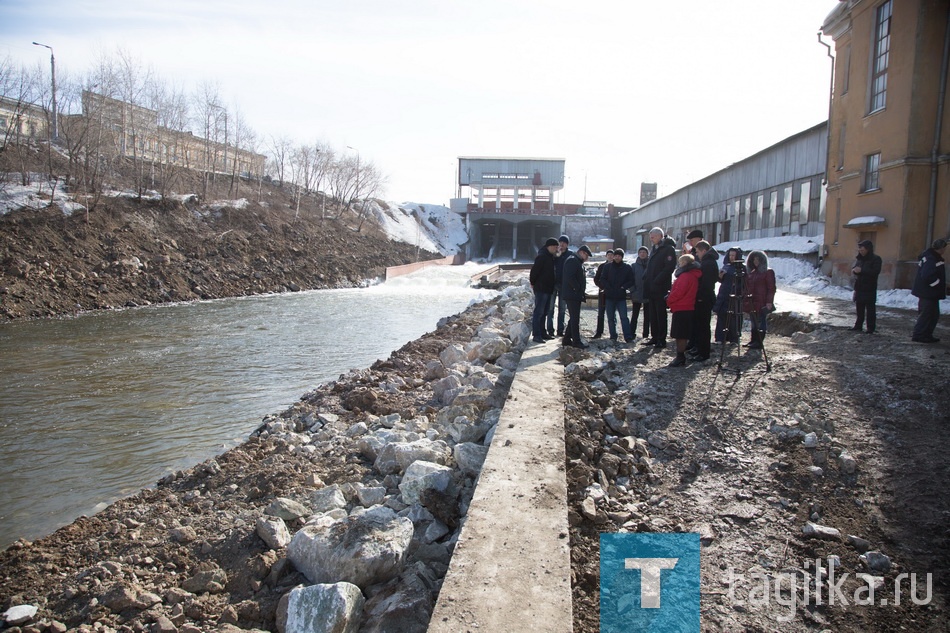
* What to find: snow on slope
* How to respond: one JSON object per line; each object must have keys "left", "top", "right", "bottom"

{"left": 369, "top": 200, "right": 468, "bottom": 255}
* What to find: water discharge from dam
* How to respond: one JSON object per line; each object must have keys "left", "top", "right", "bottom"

{"left": 0, "top": 263, "right": 496, "bottom": 549}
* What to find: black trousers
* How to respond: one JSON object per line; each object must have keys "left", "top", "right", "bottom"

{"left": 565, "top": 299, "right": 583, "bottom": 346}
{"left": 913, "top": 298, "right": 940, "bottom": 339}
{"left": 855, "top": 301, "right": 877, "bottom": 332}
{"left": 693, "top": 301, "right": 713, "bottom": 358}
{"left": 594, "top": 292, "right": 606, "bottom": 336}
{"left": 648, "top": 294, "right": 668, "bottom": 343}
{"left": 630, "top": 301, "right": 648, "bottom": 338}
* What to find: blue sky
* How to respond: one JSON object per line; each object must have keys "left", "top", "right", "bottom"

{"left": 1, "top": 0, "right": 838, "bottom": 206}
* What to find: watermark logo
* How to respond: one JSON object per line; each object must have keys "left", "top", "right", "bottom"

{"left": 600, "top": 533, "right": 700, "bottom": 632}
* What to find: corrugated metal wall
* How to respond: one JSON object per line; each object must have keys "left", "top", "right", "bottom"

{"left": 620, "top": 122, "right": 828, "bottom": 249}
{"left": 458, "top": 158, "right": 565, "bottom": 187}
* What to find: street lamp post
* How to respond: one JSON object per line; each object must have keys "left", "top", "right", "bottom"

{"left": 32, "top": 41, "right": 57, "bottom": 142}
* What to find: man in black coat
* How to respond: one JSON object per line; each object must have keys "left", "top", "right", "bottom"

{"left": 601, "top": 248, "right": 636, "bottom": 342}
{"left": 550, "top": 235, "right": 574, "bottom": 337}
{"left": 687, "top": 241, "right": 719, "bottom": 361}
{"left": 911, "top": 238, "right": 948, "bottom": 343}
{"left": 850, "top": 239, "right": 883, "bottom": 333}
{"left": 562, "top": 245, "right": 592, "bottom": 348}
{"left": 530, "top": 238, "right": 559, "bottom": 343}
{"left": 642, "top": 227, "right": 677, "bottom": 348}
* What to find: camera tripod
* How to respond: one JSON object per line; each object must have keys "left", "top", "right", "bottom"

{"left": 716, "top": 274, "right": 772, "bottom": 374}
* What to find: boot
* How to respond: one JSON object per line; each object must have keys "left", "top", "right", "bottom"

{"left": 669, "top": 352, "right": 687, "bottom": 367}
{"left": 747, "top": 329, "right": 763, "bottom": 349}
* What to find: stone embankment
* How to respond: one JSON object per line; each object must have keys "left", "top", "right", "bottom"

{"left": 0, "top": 280, "right": 540, "bottom": 633}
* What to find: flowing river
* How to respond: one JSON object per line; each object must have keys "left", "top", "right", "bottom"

{"left": 0, "top": 263, "right": 495, "bottom": 549}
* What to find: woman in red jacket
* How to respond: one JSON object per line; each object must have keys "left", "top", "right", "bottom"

{"left": 666, "top": 254, "right": 702, "bottom": 366}
{"left": 741, "top": 250, "right": 776, "bottom": 349}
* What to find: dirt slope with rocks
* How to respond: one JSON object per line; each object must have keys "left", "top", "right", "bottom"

{"left": 565, "top": 307, "right": 950, "bottom": 631}
{"left": 0, "top": 195, "right": 439, "bottom": 321}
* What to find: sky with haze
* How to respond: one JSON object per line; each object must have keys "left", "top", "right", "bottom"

{"left": 1, "top": 0, "right": 838, "bottom": 206}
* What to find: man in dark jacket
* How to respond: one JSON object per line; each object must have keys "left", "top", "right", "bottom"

{"left": 601, "top": 248, "right": 636, "bottom": 342}
{"left": 530, "top": 238, "right": 559, "bottom": 343}
{"left": 549, "top": 235, "right": 573, "bottom": 337}
{"left": 850, "top": 239, "right": 883, "bottom": 333}
{"left": 591, "top": 249, "right": 613, "bottom": 338}
{"left": 687, "top": 241, "right": 719, "bottom": 361}
{"left": 562, "top": 245, "right": 592, "bottom": 348}
{"left": 642, "top": 227, "right": 677, "bottom": 348}
{"left": 911, "top": 238, "right": 948, "bottom": 343}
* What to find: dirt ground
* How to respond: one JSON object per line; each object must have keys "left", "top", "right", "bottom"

{"left": 566, "top": 303, "right": 950, "bottom": 632}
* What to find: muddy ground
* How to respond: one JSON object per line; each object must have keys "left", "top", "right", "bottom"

{"left": 566, "top": 305, "right": 950, "bottom": 631}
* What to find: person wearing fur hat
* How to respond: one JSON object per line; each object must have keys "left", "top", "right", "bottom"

{"left": 530, "top": 238, "right": 559, "bottom": 343}
{"left": 548, "top": 235, "right": 573, "bottom": 337}
{"left": 666, "top": 254, "right": 702, "bottom": 366}
{"left": 850, "top": 239, "right": 883, "bottom": 333}
{"left": 741, "top": 250, "right": 776, "bottom": 350}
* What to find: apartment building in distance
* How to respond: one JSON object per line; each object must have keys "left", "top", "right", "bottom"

{"left": 821, "top": 0, "right": 950, "bottom": 288}
{"left": 79, "top": 91, "right": 266, "bottom": 180}
{"left": 0, "top": 95, "right": 48, "bottom": 142}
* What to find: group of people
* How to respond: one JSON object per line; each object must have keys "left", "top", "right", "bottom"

{"left": 528, "top": 229, "right": 777, "bottom": 366}
{"left": 529, "top": 229, "right": 948, "bottom": 362}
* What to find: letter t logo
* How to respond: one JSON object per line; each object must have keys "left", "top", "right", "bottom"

{"left": 624, "top": 558, "right": 679, "bottom": 608}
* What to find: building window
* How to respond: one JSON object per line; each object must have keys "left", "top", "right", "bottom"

{"left": 837, "top": 123, "right": 846, "bottom": 171}
{"left": 864, "top": 152, "right": 881, "bottom": 191}
{"left": 842, "top": 44, "right": 851, "bottom": 95}
{"left": 869, "top": 0, "right": 891, "bottom": 113}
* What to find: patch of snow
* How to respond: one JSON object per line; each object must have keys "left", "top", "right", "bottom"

{"left": 206, "top": 198, "right": 249, "bottom": 211}
{"left": 0, "top": 176, "right": 75, "bottom": 216}
{"left": 844, "top": 215, "right": 886, "bottom": 227}
{"left": 102, "top": 188, "right": 163, "bottom": 201}
{"left": 371, "top": 201, "right": 469, "bottom": 255}
{"left": 712, "top": 235, "right": 820, "bottom": 255}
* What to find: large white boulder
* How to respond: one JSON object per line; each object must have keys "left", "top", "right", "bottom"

{"left": 399, "top": 461, "right": 454, "bottom": 505}
{"left": 285, "top": 582, "right": 365, "bottom": 633}
{"left": 288, "top": 506, "right": 414, "bottom": 589}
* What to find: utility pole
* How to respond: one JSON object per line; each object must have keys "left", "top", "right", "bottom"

{"left": 346, "top": 145, "right": 360, "bottom": 208}
{"left": 32, "top": 41, "right": 57, "bottom": 142}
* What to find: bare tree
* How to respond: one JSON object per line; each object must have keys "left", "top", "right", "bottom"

{"left": 268, "top": 135, "right": 292, "bottom": 188}
{"left": 192, "top": 81, "right": 224, "bottom": 199}
{"left": 115, "top": 48, "right": 154, "bottom": 199}
{"left": 148, "top": 78, "right": 189, "bottom": 199}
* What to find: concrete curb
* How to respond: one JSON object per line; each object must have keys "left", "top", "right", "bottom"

{"left": 428, "top": 340, "right": 572, "bottom": 632}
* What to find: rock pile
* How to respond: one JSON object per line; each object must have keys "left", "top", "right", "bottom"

{"left": 0, "top": 281, "right": 535, "bottom": 633}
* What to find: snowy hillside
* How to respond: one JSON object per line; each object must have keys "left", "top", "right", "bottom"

{"left": 369, "top": 201, "right": 468, "bottom": 255}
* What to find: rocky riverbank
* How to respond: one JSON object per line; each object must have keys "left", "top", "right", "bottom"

{"left": 0, "top": 282, "right": 534, "bottom": 632}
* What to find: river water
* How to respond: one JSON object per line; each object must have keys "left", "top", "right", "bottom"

{"left": 0, "top": 263, "right": 495, "bottom": 549}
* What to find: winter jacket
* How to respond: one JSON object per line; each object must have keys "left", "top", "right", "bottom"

{"left": 530, "top": 247, "right": 557, "bottom": 294}
{"left": 851, "top": 247, "right": 883, "bottom": 303}
{"left": 629, "top": 257, "right": 648, "bottom": 302}
{"left": 666, "top": 264, "right": 701, "bottom": 313}
{"left": 911, "top": 247, "right": 947, "bottom": 300}
{"left": 593, "top": 262, "right": 608, "bottom": 293}
{"left": 561, "top": 253, "right": 587, "bottom": 302}
{"left": 713, "top": 262, "right": 737, "bottom": 313}
{"left": 601, "top": 260, "right": 636, "bottom": 301}
{"left": 554, "top": 248, "right": 574, "bottom": 284}
{"left": 643, "top": 236, "right": 677, "bottom": 298}
{"left": 742, "top": 250, "right": 776, "bottom": 314}
{"left": 696, "top": 249, "right": 720, "bottom": 307}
